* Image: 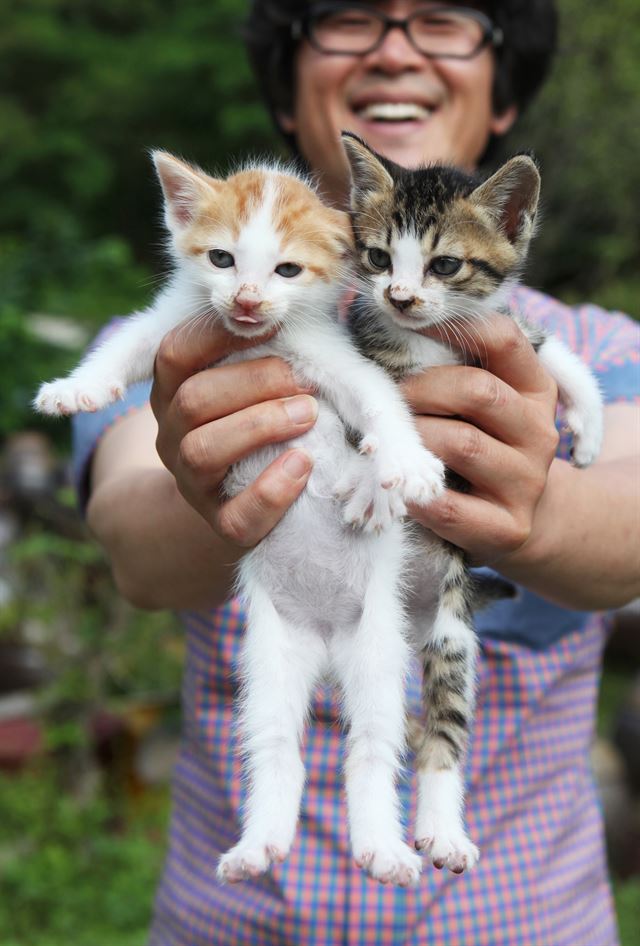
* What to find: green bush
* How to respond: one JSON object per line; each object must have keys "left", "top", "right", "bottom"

{"left": 0, "top": 524, "right": 182, "bottom": 945}
{"left": 0, "top": 767, "right": 168, "bottom": 946}
{"left": 0, "top": 306, "right": 76, "bottom": 443}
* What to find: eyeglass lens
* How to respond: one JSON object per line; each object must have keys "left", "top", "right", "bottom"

{"left": 311, "top": 7, "right": 486, "bottom": 57}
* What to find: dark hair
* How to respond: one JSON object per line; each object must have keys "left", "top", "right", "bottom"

{"left": 243, "top": 0, "right": 557, "bottom": 152}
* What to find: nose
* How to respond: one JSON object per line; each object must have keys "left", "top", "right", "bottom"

{"left": 390, "top": 296, "right": 415, "bottom": 311}
{"left": 236, "top": 297, "right": 260, "bottom": 313}
{"left": 363, "top": 22, "right": 428, "bottom": 74}
{"left": 232, "top": 284, "right": 265, "bottom": 323}
{"left": 235, "top": 284, "right": 262, "bottom": 310}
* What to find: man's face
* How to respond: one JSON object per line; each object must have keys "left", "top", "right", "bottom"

{"left": 280, "top": 0, "right": 516, "bottom": 203}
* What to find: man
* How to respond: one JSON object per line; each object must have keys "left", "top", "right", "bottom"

{"left": 75, "top": 1, "right": 640, "bottom": 943}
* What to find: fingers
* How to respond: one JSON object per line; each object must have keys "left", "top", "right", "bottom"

{"left": 172, "top": 395, "right": 319, "bottom": 548}
{"left": 151, "top": 320, "right": 276, "bottom": 405}
{"left": 424, "top": 312, "right": 556, "bottom": 396}
{"left": 149, "top": 320, "right": 319, "bottom": 549}
{"left": 167, "top": 356, "right": 308, "bottom": 430}
{"left": 177, "top": 395, "right": 319, "bottom": 482}
{"left": 408, "top": 489, "right": 530, "bottom": 566}
{"left": 399, "top": 313, "right": 561, "bottom": 567}
{"left": 213, "top": 450, "right": 314, "bottom": 547}
{"left": 402, "top": 366, "right": 534, "bottom": 446}
{"left": 153, "top": 355, "right": 312, "bottom": 473}
{"left": 413, "top": 416, "right": 543, "bottom": 501}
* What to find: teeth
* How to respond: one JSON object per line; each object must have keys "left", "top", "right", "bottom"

{"left": 358, "top": 102, "right": 432, "bottom": 122}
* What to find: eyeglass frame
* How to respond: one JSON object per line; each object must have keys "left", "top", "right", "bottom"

{"left": 291, "top": 3, "right": 504, "bottom": 60}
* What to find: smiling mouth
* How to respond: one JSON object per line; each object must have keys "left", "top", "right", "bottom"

{"left": 355, "top": 102, "right": 433, "bottom": 123}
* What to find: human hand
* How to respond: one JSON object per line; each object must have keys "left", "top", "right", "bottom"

{"left": 150, "top": 324, "right": 318, "bottom": 547}
{"left": 400, "top": 313, "right": 560, "bottom": 566}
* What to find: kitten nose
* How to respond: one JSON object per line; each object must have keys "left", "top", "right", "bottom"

{"left": 236, "top": 297, "right": 261, "bottom": 313}
{"left": 390, "top": 296, "right": 415, "bottom": 312}
{"left": 232, "top": 286, "right": 265, "bottom": 324}
{"left": 235, "top": 285, "right": 262, "bottom": 310}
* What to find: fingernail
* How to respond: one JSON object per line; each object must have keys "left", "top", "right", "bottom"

{"left": 282, "top": 451, "right": 312, "bottom": 481}
{"left": 284, "top": 395, "right": 318, "bottom": 425}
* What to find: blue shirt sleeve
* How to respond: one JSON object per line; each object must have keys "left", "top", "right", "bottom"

{"left": 70, "top": 319, "right": 152, "bottom": 514}
{"left": 479, "top": 290, "right": 638, "bottom": 649}
{"left": 71, "top": 381, "right": 152, "bottom": 514}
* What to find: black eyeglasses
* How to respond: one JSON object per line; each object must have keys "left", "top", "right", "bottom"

{"left": 292, "top": 4, "right": 503, "bottom": 60}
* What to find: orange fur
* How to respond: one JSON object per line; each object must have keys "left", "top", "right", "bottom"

{"left": 176, "top": 165, "right": 353, "bottom": 279}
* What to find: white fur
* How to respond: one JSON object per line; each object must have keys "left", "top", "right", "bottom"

{"left": 363, "top": 230, "right": 603, "bottom": 465}
{"left": 35, "top": 162, "right": 446, "bottom": 887}
{"left": 354, "top": 230, "right": 603, "bottom": 876}
{"left": 33, "top": 270, "right": 205, "bottom": 415}
{"left": 414, "top": 607, "right": 479, "bottom": 871}
{"left": 414, "top": 768, "right": 479, "bottom": 873}
{"left": 534, "top": 333, "right": 603, "bottom": 466}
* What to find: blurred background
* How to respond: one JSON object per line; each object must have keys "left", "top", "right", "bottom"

{"left": 0, "top": 0, "right": 639, "bottom": 943}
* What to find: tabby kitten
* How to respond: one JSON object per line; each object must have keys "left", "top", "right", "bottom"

{"left": 341, "top": 132, "right": 604, "bottom": 874}
{"left": 36, "top": 151, "right": 449, "bottom": 887}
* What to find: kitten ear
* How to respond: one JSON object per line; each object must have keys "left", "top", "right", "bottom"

{"left": 469, "top": 155, "right": 540, "bottom": 249}
{"left": 152, "top": 150, "right": 220, "bottom": 231}
{"left": 341, "top": 131, "right": 394, "bottom": 200}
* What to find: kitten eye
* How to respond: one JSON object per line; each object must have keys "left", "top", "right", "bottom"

{"left": 208, "top": 249, "right": 234, "bottom": 268}
{"left": 367, "top": 247, "right": 391, "bottom": 270}
{"left": 430, "top": 256, "right": 462, "bottom": 277}
{"left": 275, "top": 262, "right": 302, "bottom": 278}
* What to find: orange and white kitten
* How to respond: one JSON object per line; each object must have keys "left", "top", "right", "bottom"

{"left": 35, "top": 153, "right": 448, "bottom": 886}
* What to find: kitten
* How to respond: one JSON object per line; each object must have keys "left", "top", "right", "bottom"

{"left": 341, "top": 132, "right": 604, "bottom": 874}
{"left": 35, "top": 152, "right": 451, "bottom": 886}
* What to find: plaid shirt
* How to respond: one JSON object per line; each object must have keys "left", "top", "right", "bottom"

{"left": 73, "top": 288, "right": 639, "bottom": 946}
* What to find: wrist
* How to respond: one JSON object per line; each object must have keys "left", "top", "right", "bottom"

{"left": 495, "top": 458, "right": 575, "bottom": 581}
{"left": 495, "top": 456, "right": 639, "bottom": 611}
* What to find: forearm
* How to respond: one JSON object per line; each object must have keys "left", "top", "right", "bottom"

{"left": 87, "top": 466, "right": 241, "bottom": 611}
{"left": 499, "top": 456, "right": 640, "bottom": 611}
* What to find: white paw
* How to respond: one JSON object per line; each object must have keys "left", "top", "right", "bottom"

{"left": 34, "top": 376, "right": 125, "bottom": 416}
{"left": 217, "top": 839, "right": 289, "bottom": 884}
{"left": 379, "top": 447, "right": 446, "bottom": 508}
{"left": 354, "top": 838, "right": 422, "bottom": 887}
{"left": 415, "top": 815, "right": 479, "bottom": 873}
{"left": 359, "top": 434, "right": 379, "bottom": 456}
{"left": 336, "top": 461, "right": 407, "bottom": 533}
{"left": 565, "top": 408, "right": 603, "bottom": 468}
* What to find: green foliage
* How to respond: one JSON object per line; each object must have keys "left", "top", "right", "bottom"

{"left": 0, "top": 766, "right": 168, "bottom": 946}
{"left": 0, "top": 0, "right": 279, "bottom": 328}
{"left": 498, "top": 0, "right": 640, "bottom": 315}
{"left": 0, "top": 306, "right": 76, "bottom": 442}
{"left": 0, "top": 521, "right": 181, "bottom": 944}
{"left": 5, "top": 522, "right": 183, "bottom": 702}
{"left": 614, "top": 875, "right": 640, "bottom": 946}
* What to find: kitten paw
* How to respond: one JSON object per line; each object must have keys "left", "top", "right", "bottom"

{"left": 565, "top": 408, "right": 603, "bottom": 468}
{"left": 353, "top": 839, "right": 422, "bottom": 887}
{"left": 217, "top": 840, "right": 289, "bottom": 884}
{"left": 379, "top": 448, "right": 446, "bottom": 508}
{"left": 358, "top": 434, "right": 379, "bottom": 456}
{"left": 415, "top": 817, "right": 479, "bottom": 873}
{"left": 34, "top": 377, "right": 125, "bottom": 416}
{"left": 336, "top": 462, "right": 407, "bottom": 532}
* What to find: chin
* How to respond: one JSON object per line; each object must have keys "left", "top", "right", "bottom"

{"left": 387, "top": 304, "right": 441, "bottom": 331}
{"left": 392, "top": 315, "right": 431, "bottom": 331}
{"left": 223, "top": 318, "right": 274, "bottom": 339}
